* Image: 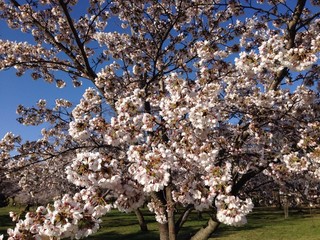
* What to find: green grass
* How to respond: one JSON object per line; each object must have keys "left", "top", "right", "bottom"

{"left": 1, "top": 207, "right": 320, "bottom": 239}
{"left": 86, "top": 209, "right": 207, "bottom": 240}
{"left": 211, "top": 208, "right": 320, "bottom": 240}
{"left": 0, "top": 205, "right": 22, "bottom": 236}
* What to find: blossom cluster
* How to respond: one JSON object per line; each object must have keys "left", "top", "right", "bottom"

{"left": 216, "top": 195, "right": 254, "bottom": 227}
{"left": 128, "top": 144, "right": 172, "bottom": 193}
{"left": 0, "top": 0, "right": 320, "bottom": 239}
{"left": 65, "top": 152, "right": 121, "bottom": 189}
{"left": 7, "top": 188, "right": 111, "bottom": 240}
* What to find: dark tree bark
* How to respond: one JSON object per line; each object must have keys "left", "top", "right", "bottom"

{"left": 190, "top": 217, "right": 220, "bottom": 240}
{"left": 159, "top": 222, "right": 169, "bottom": 240}
{"left": 166, "top": 185, "right": 176, "bottom": 240}
{"left": 175, "top": 205, "right": 194, "bottom": 234}
{"left": 134, "top": 208, "right": 148, "bottom": 232}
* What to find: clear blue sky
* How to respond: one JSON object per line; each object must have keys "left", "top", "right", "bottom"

{"left": 0, "top": 68, "right": 92, "bottom": 140}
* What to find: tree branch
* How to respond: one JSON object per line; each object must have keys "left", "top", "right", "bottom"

{"left": 268, "top": 0, "right": 307, "bottom": 91}
{"left": 58, "top": 0, "right": 97, "bottom": 80}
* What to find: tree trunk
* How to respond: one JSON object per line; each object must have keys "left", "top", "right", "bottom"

{"left": 159, "top": 222, "right": 169, "bottom": 240}
{"left": 151, "top": 190, "right": 171, "bottom": 240}
{"left": 283, "top": 195, "right": 289, "bottom": 219}
{"left": 190, "top": 217, "right": 220, "bottom": 240}
{"left": 166, "top": 186, "right": 176, "bottom": 240}
{"left": 134, "top": 208, "right": 148, "bottom": 232}
{"left": 175, "top": 205, "right": 193, "bottom": 234}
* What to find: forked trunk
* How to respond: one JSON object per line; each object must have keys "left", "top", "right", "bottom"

{"left": 190, "top": 217, "right": 220, "bottom": 240}
{"left": 159, "top": 211, "right": 220, "bottom": 240}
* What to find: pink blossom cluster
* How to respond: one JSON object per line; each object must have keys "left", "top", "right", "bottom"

{"left": 216, "top": 195, "right": 254, "bottom": 227}
{"left": 7, "top": 188, "right": 111, "bottom": 240}
{"left": 0, "top": 0, "right": 320, "bottom": 239}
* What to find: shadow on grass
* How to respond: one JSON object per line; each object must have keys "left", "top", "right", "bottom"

{"left": 100, "top": 217, "right": 138, "bottom": 228}
{"left": 0, "top": 210, "right": 14, "bottom": 237}
{"left": 88, "top": 230, "right": 160, "bottom": 240}
{"left": 207, "top": 207, "right": 320, "bottom": 239}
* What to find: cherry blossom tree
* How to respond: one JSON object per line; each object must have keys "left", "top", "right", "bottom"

{"left": 0, "top": 0, "right": 320, "bottom": 240}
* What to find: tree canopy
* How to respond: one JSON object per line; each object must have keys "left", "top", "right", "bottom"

{"left": 0, "top": 0, "right": 319, "bottom": 240}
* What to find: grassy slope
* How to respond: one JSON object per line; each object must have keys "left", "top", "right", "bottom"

{"left": 1, "top": 207, "right": 320, "bottom": 239}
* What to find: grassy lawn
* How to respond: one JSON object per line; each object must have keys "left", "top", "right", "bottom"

{"left": 0, "top": 205, "right": 22, "bottom": 237}
{"left": 1, "top": 206, "right": 320, "bottom": 239}
{"left": 212, "top": 208, "right": 320, "bottom": 240}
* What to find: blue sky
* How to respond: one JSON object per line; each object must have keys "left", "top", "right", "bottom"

{"left": 0, "top": 68, "right": 92, "bottom": 140}
{"left": 0, "top": 22, "right": 94, "bottom": 140}
{"left": 0, "top": 2, "right": 125, "bottom": 141}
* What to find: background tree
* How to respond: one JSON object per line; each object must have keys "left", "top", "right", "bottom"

{"left": 0, "top": 0, "right": 320, "bottom": 240}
